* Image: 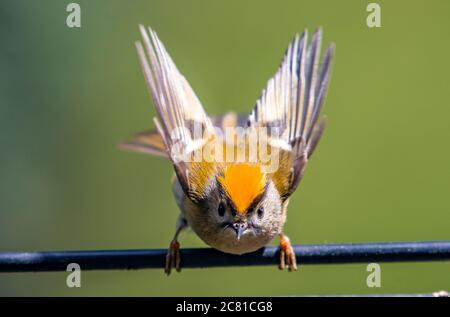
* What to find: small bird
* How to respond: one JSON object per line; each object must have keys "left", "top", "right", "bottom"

{"left": 121, "top": 25, "right": 334, "bottom": 274}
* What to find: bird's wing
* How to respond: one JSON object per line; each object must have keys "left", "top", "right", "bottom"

{"left": 134, "top": 25, "right": 217, "bottom": 199}
{"left": 118, "top": 112, "right": 247, "bottom": 159}
{"left": 118, "top": 130, "right": 169, "bottom": 158}
{"left": 247, "top": 28, "right": 334, "bottom": 200}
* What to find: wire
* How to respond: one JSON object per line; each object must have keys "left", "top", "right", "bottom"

{"left": 0, "top": 241, "right": 449, "bottom": 272}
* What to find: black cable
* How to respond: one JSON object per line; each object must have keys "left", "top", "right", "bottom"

{"left": 1, "top": 241, "right": 449, "bottom": 272}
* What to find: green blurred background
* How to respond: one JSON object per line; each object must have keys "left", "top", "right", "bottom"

{"left": 1, "top": 0, "right": 449, "bottom": 296}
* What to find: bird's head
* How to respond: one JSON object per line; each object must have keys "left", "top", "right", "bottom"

{"left": 185, "top": 163, "right": 285, "bottom": 254}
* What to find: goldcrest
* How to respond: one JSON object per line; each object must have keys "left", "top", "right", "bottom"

{"left": 121, "top": 25, "right": 334, "bottom": 274}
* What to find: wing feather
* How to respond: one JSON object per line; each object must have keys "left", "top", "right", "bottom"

{"left": 135, "top": 26, "right": 218, "bottom": 199}
{"left": 248, "top": 28, "right": 334, "bottom": 153}
{"left": 136, "top": 25, "right": 214, "bottom": 158}
{"left": 248, "top": 28, "right": 334, "bottom": 199}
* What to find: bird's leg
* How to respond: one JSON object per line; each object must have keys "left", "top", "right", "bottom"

{"left": 165, "top": 216, "right": 187, "bottom": 275}
{"left": 279, "top": 233, "right": 297, "bottom": 271}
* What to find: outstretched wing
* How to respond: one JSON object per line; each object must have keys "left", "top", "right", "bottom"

{"left": 135, "top": 25, "right": 217, "bottom": 196}
{"left": 248, "top": 28, "right": 334, "bottom": 199}
{"left": 118, "top": 112, "right": 247, "bottom": 159}
{"left": 118, "top": 130, "right": 168, "bottom": 158}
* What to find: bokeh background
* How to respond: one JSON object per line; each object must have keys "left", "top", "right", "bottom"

{"left": 1, "top": 0, "right": 449, "bottom": 296}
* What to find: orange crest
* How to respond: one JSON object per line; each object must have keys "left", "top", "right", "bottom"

{"left": 217, "top": 164, "right": 266, "bottom": 213}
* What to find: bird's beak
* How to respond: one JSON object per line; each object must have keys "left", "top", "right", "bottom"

{"left": 232, "top": 222, "right": 248, "bottom": 241}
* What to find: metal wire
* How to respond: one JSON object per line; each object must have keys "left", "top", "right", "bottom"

{"left": 0, "top": 241, "right": 449, "bottom": 272}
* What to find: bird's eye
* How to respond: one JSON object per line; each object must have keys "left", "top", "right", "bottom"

{"left": 257, "top": 206, "right": 264, "bottom": 218}
{"left": 218, "top": 202, "right": 226, "bottom": 217}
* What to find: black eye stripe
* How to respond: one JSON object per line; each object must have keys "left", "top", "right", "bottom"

{"left": 246, "top": 190, "right": 266, "bottom": 213}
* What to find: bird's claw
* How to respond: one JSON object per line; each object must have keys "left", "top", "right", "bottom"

{"left": 165, "top": 240, "right": 181, "bottom": 275}
{"left": 279, "top": 234, "right": 297, "bottom": 271}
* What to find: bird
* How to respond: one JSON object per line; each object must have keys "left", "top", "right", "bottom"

{"left": 120, "top": 25, "right": 334, "bottom": 275}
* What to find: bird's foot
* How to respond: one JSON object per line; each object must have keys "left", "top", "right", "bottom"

{"left": 165, "top": 239, "right": 181, "bottom": 275}
{"left": 279, "top": 234, "right": 297, "bottom": 271}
